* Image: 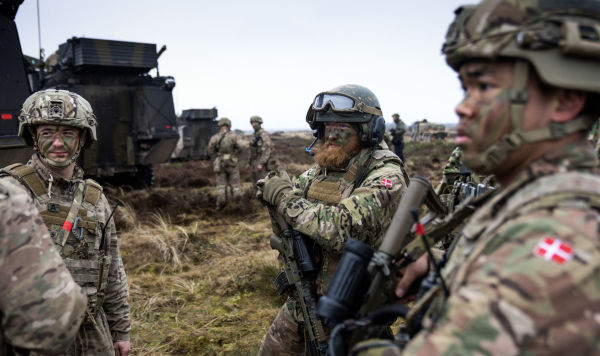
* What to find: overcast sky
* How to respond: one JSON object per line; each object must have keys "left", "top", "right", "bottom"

{"left": 15, "top": 0, "right": 473, "bottom": 131}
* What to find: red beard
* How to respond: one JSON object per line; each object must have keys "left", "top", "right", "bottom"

{"left": 314, "top": 137, "right": 361, "bottom": 169}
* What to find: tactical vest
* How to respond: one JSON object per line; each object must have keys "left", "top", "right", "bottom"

{"left": 0, "top": 163, "right": 110, "bottom": 314}
{"left": 411, "top": 171, "right": 600, "bottom": 332}
{"left": 302, "top": 149, "right": 404, "bottom": 293}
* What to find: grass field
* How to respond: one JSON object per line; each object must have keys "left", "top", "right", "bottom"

{"left": 109, "top": 135, "right": 456, "bottom": 355}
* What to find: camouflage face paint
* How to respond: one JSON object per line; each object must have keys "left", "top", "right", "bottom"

{"left": 36, "top": 125, "right": 82, "bottom": 166}
{"left": 323, "top": 125, "right": 356, "bottom": 147}
{"left": 464, "top": 88, "right": 512, "bottom": 153}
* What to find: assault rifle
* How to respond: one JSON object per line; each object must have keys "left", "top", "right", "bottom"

{"left": 316, "top": 176, "right": 448, "bottom": 354}
{"left": 267, "top": 205, "right": 328, "bottom": 356}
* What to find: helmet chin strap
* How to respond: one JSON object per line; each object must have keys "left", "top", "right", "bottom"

{"left": 464, "top": 60, "right": 593, "bottom": 175}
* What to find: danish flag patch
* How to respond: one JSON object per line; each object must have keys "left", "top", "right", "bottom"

{"left": 381, "top": 178, "right": 393, "bottom": 188}
{"left": 533, "top": 236, "right": 573, "bottom": 265}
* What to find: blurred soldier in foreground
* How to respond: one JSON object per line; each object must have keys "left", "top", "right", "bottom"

{"left": 355, "top": 0, "right": 600, "bottom": 354}
{"left": 0, "top": 179, "right": 87, "bottom": 354}
{"left": 0, "top": 89, "right": 131, "bottom": 356}
{"left": 257, "top": 84, "right": 408, "bottom": 355}
{"left": 248, "top": 115, "right": 275, "bottom": 191}
{"left": 390, "top": 113, "right": 406, "bottom": 162}
{"left": 208, "top": 117, "right": 242, "bottom": 209}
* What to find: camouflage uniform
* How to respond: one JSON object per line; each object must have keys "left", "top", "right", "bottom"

{"left": 355, "top": 142, "right": 600, "bottom": 355}
{"left": 390, "top": 115, "right": 406, "bottom": 162}
{"left": 208, "top": 126, "right": 242, "bottom": 208}
{"left": 353, "top": 0, "right": 600, "bottom": 354}
{"left": 0, "top": 178, "right": 87, "bottom": 354}
{"left": 0, "top": 155, "right": 131, "bottom": 355}
{"left": 260, "top": 145, "right": 408, "bottom": 355}
{"left": 249, "top": 127, "right": 275, "bottom": 184}
{"left": 435, "top": 146, "right": 463, "bottom": 196}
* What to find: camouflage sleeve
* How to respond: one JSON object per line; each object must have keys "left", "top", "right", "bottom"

{"left": 277, "top": 162, "right": 406, "bottom": 253}
{"left": 99, "top": 193, "right": 131, "bottom": 342}
{"left": 402, "top": 206, "right": 600, "bottom": 355}
{"left": 0, "top": 181, "right": 87, "bottom": 353}
{"left": 207, "top": 135, "right": 217, "bottom": 156}
{"left": 259, "top": 131, "right": 273, "bottom": 166}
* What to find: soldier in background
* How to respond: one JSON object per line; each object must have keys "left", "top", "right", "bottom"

{"left": 0, "top": 178, "right": 87, "bottom": 354}
{"left": 257, "top": 84, "right": 408, "bottom": 355}
{"left": 248, "top": 115, "right": 274, "bottom": 191}
{"left": 0, "top": 89, "right": 131, "bottom": 356}
{"left": 355, "top": 0, "right": 600, "bottom": 354}
{"left": 390, "top": 113, "right": 406, "bottom": 161}
{"left": 208, "top": 117, "right": 242, "bottom": 209}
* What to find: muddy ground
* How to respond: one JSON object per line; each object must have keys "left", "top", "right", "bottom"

{"left": 108, "top": 133, "right": 455, "bottom": 355}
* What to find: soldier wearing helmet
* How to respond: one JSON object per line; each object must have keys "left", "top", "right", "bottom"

{"left": 208, "top": 117, "right": 242, "bottom": 209}
{"left": 0, "top": 89, "right": 131, "bottom": 356}
{"left": 353, "top": 0, "right": 600, "bottom": 355}
{"left": 389, "top": 113, "right": 406, "bottom": 161}
{"left": 256, "top": 84, "right": 408, "bottom": 355}
{"left": 247, "top": 115, "right": 275, "bottom": 191}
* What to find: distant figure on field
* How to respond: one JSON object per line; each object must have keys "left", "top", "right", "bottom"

{"left": 208, "top": 117, "right": 242, "bottom": 209}
{"left": 247, "top": 115, "right": 275, "bottom": 192}
{"left": 390, "top": 113, "right": 406, "bottom": 161}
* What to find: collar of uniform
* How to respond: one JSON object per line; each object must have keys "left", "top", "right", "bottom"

{"left": 462, "top": 140, "right": 598, "bottom": 242}
{"left": 29, "top": 153, "right": 85, "bottom": 184}
{"left": 504, "top": 140, "right": 598, "bottom": 192}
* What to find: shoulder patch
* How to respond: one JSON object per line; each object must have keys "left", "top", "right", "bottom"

{"left": 533, "top": 236, "right": 573, "bottom": 265}
{"left": 381, "top": 178, "right": 393, "bottom": 188}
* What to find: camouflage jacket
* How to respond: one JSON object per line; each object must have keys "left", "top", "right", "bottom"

{"left": 0, "top": 154, "right": 131, "bottom": 353}
{"left": 391, "top": 120, "right": 406, "bottom": 143}
{"left": 277, "top": 147, "right": 408, "bottom": 293}
{"left": 208, "top": 131, "right": 242, "bottom": 171}
{"left": 249, "top": 128, "right": 273, "bottom": 167}
{"left": 0, "top": 179, "right": 87, "bottom": 354}
{"left": 355, "top": 141, "right": 600, "bottom": 355}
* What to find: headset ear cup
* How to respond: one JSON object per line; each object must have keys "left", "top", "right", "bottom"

{"left": 317, "top": 124, "right": 325, "bottom": 139}
{"left": 371, "top": 116, "right": 386, "bottom": 144}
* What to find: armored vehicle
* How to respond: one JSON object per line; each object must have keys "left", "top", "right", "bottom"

{"left": 38, "top": 37, "right": 180, "bottom": 188}
{"left": 0, "top": 0, "right": 33, "bottom": 165}
{"left": 171, "top": 108, "right": 219, "bottom": 161}
{"left": 0, "top": 0, "right": 179, "bottom": 188}
{"left": 409, "top": 120, "right": 448, "bottom": 142}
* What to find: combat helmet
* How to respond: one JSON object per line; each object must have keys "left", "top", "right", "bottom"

{"left": 250, "top": 115, "right": 263, "bottom": 124}
{"left": 218, "top": 117, "right": 231, "bottom": 127}
{"left": 306, "top": 84, "right": 386, "bottom": 146}
{"left": 18, "top": 89, "right": 97, "bottom": 167}
{"left": 443, "top": 0, "right": 600, "bottom": 173}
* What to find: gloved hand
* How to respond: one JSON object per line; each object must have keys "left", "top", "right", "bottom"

{"left": 256, "top": 170, "right": 292, "bottom": 207}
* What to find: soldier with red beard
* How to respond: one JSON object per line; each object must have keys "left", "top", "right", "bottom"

{"left": 256, "top": 84, "right": 408, "bottom": 355}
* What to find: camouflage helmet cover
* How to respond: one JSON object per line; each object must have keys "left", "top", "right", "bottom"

{"left": 442, "top": 0, "right": 600, "bottom": 93}
{"left": 250, "top": 115, "right": 263, "bottom": 124}
{"left": 18, "top": 89, "right": 97, "bottom": 147}
{"left": 218, "top": 117, "right": 231, "bottom": 127}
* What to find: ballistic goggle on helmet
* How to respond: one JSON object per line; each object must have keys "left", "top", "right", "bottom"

{"left": 306, "top": 84, "right": 385, "bottom": 145}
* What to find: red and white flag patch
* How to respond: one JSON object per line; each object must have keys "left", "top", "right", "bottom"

{"left": 533, "top": 236, "right": 573, "bottom": 265}
{"left": 381, "top": 178, "right": 393, "bottom": 188}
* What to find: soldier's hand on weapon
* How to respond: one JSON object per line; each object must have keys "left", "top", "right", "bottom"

{"left": 395, "top": 254, "right": 429, "bottom": 301}
{"left": 258, "top": 169, "right": 292, "bottom": 206}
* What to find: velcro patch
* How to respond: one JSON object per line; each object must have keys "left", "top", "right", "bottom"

{"left": 533, "top": 236, "right": 573, "bottom": 265}
{"left": 381, "top": 178, "right": 393, "bottom": 188}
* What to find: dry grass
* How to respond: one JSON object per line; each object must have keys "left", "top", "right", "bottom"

{"left": 110, "top": 139, "right": 455, "bottom": 355}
